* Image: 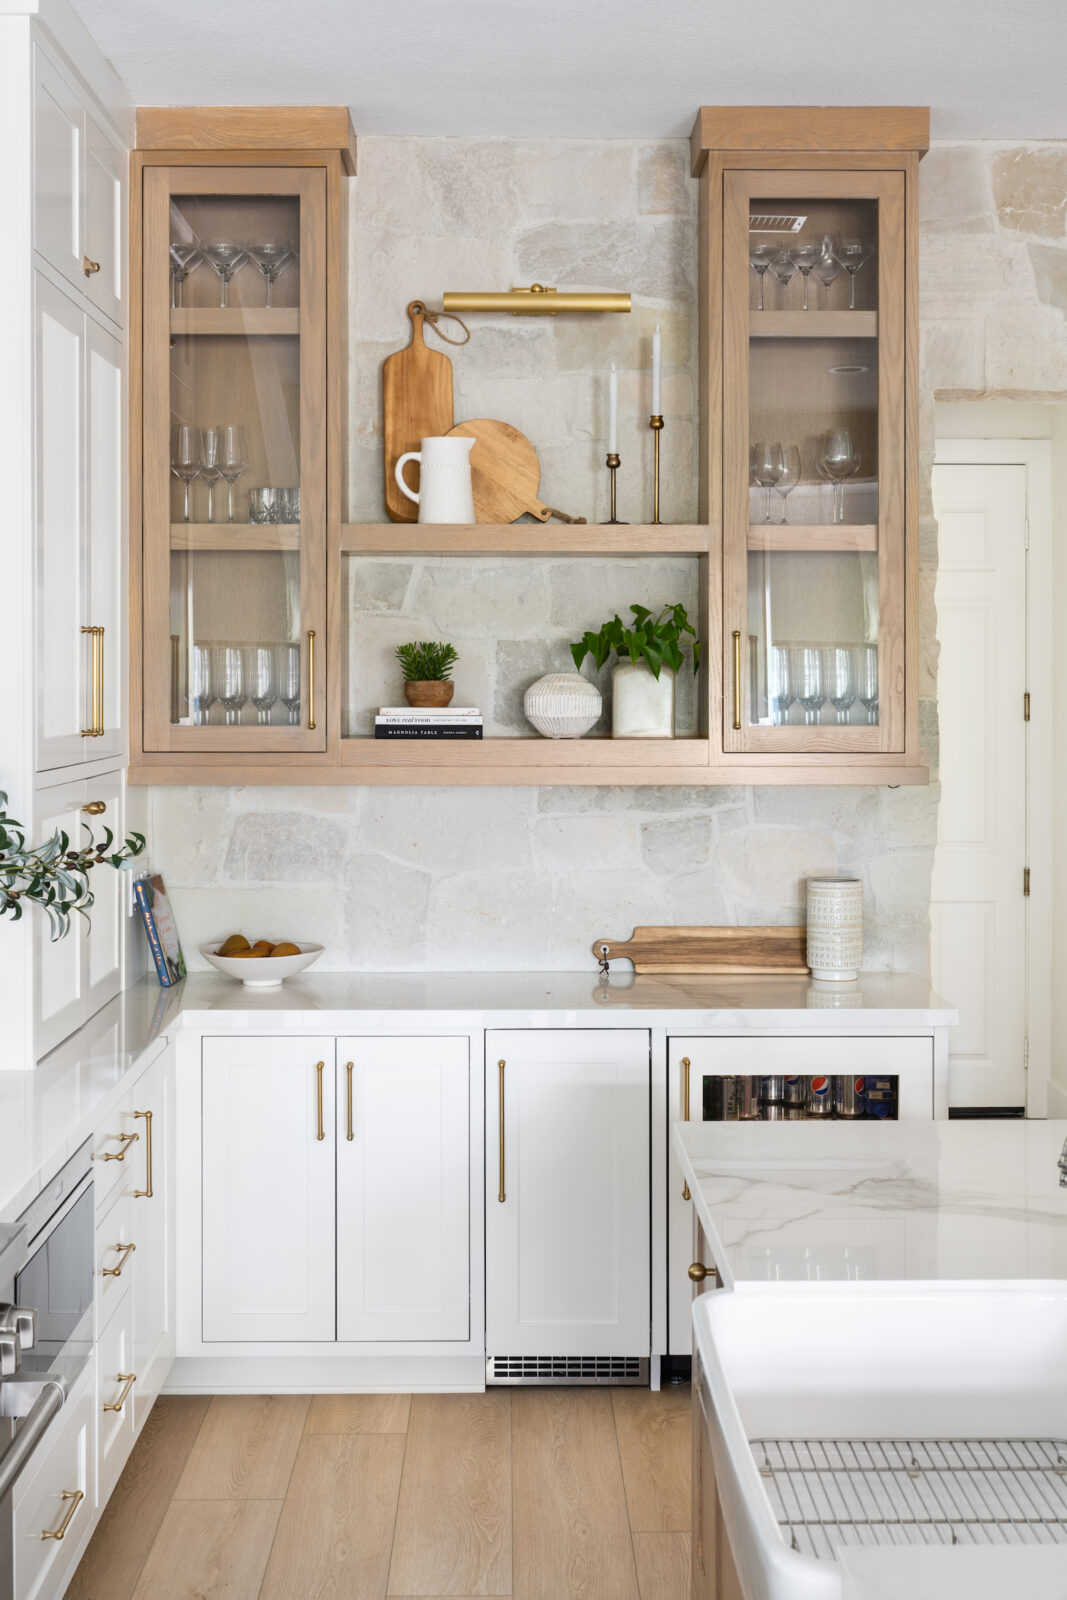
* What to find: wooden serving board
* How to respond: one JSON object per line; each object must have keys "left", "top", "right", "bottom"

{"left": 447, "top": 419, "right": 584, "bottom": 524}
{"left": 382, "top": 301, "right": 454, "bottom": 523}
{"left": 593, "top": 926, "right": 809, "bottom": 975}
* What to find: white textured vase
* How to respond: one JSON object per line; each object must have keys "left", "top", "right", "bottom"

{"left": 806, "top": 877, "right": 864, "bottom": 981}
{"left": 612, "top": 661, "right": 675, "bottom": 738}
{"left": 523, "top": 673, "right": 602, "bottom": 739}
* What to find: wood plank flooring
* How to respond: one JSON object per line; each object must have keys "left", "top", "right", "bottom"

{"left": 68, "top": 1385, "right": 691, "bottom": 1600}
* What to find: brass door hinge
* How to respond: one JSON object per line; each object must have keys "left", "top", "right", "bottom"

{"left": 1024, "top": 691, "right": 1031, "bottom": 722}
{"left": 1024, "top": 867, "right": 1031, "bottom": 897}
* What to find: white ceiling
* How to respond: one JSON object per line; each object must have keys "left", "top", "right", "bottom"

{"left": 71, "top": 0, "right": 1067, "bottom": 142}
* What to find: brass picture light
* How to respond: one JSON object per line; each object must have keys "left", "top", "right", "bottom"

{"left": 442, "top": 283, "right": 631, "bottom": 316}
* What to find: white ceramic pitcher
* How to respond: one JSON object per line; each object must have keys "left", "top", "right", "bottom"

{"left": 394, "top": 436, "right": 475, "bottom": 524}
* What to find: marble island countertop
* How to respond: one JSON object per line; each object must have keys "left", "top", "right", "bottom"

{"left": 674, "top": 1119, "right": 1067, "bottom": 1287}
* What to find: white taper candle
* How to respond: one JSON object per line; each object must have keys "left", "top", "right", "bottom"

{"left": 651, "top": 324, "right": 662, "bottom": 414}
{"left": 608, "top": 362, "right": 618, "bottom": 454}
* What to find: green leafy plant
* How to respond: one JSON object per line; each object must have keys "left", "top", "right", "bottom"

{"left": 0, "top": 791, "right": 146, "bottom": 941}
{"left": 571, "top": 603, "right": 702, "bottom": 679}
{"left": 394, "top": 640, "right": 459, "bottom": 682}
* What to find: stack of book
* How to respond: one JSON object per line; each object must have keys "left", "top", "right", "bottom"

{"left": 374, "top": 706, "right": 483, "bottom": 739}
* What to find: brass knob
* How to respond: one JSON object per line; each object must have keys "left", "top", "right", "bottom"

{"left": 82, "top": 800, "right": 107, "bottom": 815}
{"left": 82, "top": 256, "right": 101, "bottom": 275}
{"left": 689, "top": 1261, "right": 713, "bottom": 1283}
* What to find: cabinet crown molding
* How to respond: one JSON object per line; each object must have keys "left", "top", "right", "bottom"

{"left": 135, "top": 105, "right": 357, "bottom": 174}
{"left": 690, "top": 106, "right": 930, "bottom": 175}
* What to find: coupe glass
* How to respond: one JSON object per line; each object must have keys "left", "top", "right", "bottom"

{"left": 834, "top": 240, "right": 874, "bottom": 310}
{"left": 750, "top": 441, "right": 784, "bottom": 524}
{"left": 169, "top": 242, "right": 201, "bottom": 308}
{"left": 214, "top": 645, "right": 248, "bottom": 726}
{"left": 854, "top": 644, "right": 879, "bottom": 724}
{"left": 246, "top": 241, "right": 295, "bottom": 309}
{"left": 820, "top": 429, "right": 859, "bottom": 524}
{"left": 248, "top": 645, "right": 279, "bottom": 724}
{"left": 191, "top": 644, "right": 215, "bottom": 726}
{"left": 790, "top": 243, "right": 821, "bottom": 311}
{"left": 769, "top": 250, "right": 797, "bottom": 305}
{"left": 275, "top": 642, "right": 301, "bottom": 725}
{"left": 828, "top": 647, "right": 857, "bottom": 724}
{"left": 772, "top": 445, "right": 801, "bottom": 523}
{"left": 170, "top": 425, "right": 202, "bottom": 522}
{"left": 199, "top": 426, "right": 223, "bottom": 523}
{"left": 749, "top": 242, "right": 777, "bottom": 312}
{"left": 201, "top": 241, "right": 247, "bottom": 308}
{"left": 812, "top": 235, "right": 842, "bottom": 306}
{"left": 795, "top": 646, "right": 828, "bottom": 725}
{"left": 770, "top": 645, "right": 796, "bottom": 726}
{"left": 218, "top": 425, "right": 249, "bottom": 523}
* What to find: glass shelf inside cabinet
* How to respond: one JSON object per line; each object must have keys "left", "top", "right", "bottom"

{"left": 167, "top": 193, "right": 304, "bottom": 730}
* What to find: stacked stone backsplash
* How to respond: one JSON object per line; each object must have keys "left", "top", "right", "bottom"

{"left": 150, "top": 134, "right": 1067, "bottom": 977}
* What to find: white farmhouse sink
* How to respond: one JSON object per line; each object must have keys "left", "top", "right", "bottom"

{"left": 693, "top": 1282, "right": 1067, "bottom": 1600}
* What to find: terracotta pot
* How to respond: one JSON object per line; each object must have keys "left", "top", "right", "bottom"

{"left": 404, "top": 680, "right": 455, "bottom": 708}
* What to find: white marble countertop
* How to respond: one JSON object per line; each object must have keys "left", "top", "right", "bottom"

{"left": 674, "top": 1119, "right": 1067, "bottom": 1286}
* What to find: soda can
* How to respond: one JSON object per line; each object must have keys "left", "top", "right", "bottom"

{"left": 833, "top": 1075, "right": 866, "bottom": 1118}
{"left": 782, "top": 1075, "right": 809, "bottom": 1109}
{"left": 760, "top": 1075, "right": 786, "bottom": 1104}
{"left": 761, "top": 1102, "right": 807, "bottom": 1121}
{"left": 703, "top": 1076, "right": 725, "bottom": 1121}
{"left": 719, "top": 1077, "right": 743, "bottom": 1121}
{"left": 808, "top": 1075, "right": 834, "bottom": 1116}
{"left": 735, "top": 1076, "right": 761, "bottom": 1119}
{"left": 864, "top": 1076, "right": 897, "bottom": 1119}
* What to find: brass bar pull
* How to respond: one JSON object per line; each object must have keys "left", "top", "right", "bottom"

{"left": 82, "top": 255, "right": 101, "bottom": 276}
{"left": 497, "top": 1059, "right": 506, "bottom": 1203}
{"left": 133, "top": 1110, "right": 153, "bottom": 1198}
{"left": 681, "top": 1056, "right": 691, "bottom": 1200}
{"left": 731, "top": 630, "right": 742, "bottom": 731}
{"left": 41, "top": 1488, "right": 84, "bottom": 1541}
{"left": 81, "top": 626, "right": 101, "bottom": 737}
{"left": 100, "top": 1131, "right": 138, "bottom": 1162}
{"left": 307, "top": 629, "right": 317, "bottom": 730}
{"left": 315, "top": 1060, "right": 325, "bottom": 1141}
{"left": 345, "top": 1061, "right": 354, "bottom": 1141}
{"left": 102, "top": 1373, "right": 136, "bottom": 1413}
{"left": 82, "top": 800, "right": 107, "bottom": 816}
{"left": 96, "top": 625, "right": 105, "bottom": 735}
{"left": 102, "top": 1241, "right": 136, "bottom": 1278}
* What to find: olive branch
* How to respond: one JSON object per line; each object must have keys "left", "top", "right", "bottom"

{"left": 0, "top": 790, "right": 146, "bottom": 941}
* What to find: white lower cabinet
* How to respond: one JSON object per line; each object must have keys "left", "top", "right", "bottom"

{"left": 336, "top": 1037, "right": 470, "bottom": 1343}
{"left": 130, "top": 1047, "right": 174, "bottom": 1425}
{"left": 95, "top": 1287, "right": 135, "bottom": 1506}
{"left": 485, "top": 1029, "right": 651, "bottom": 1361}
{"left": 11, "top": 1365, "right": 94, "bottom": 1600}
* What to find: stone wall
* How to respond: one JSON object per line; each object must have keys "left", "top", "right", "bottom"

{"left": 150, "top": 134, "right": 1067, "bottom": 977}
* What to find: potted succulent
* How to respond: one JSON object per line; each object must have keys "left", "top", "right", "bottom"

{"left": 571, "top": 603, "right": 701, "bottom": 738}
{"left": 395, "top": 640, "right": 459, "bottom": 708}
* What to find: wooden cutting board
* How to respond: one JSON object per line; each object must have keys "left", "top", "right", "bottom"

{"left": 446, "top": 419, "right": 584, "bottom": 524}
{"left": 382, "top": 301, "right": 454, "bottom": 523}
{"left": 593, "top": 926, "right": 809, "bottom": 975}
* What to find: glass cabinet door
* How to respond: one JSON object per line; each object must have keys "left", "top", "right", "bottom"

{"left": 722, "top": 170, "right": 905, "bottom": 754}
{"left": 141, "top": 166, "right": 326, "bottom": 752}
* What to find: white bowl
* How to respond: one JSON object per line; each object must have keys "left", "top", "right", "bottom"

{"left": 199, "top": 941, "right": 324, "bottom": 987}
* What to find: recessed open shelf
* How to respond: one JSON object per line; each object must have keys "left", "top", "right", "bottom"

{"left": 749, "top": 311, "right": 877, "bottom": 338}
{"left": 747, "top": 524, "right": 877, "bottom": 553}
{"left": 341, "top": 736, "right": 712, "bottom": 769}
{"left": 169, "top": 308, "right": 300, "bottom": 336}
{"left": 341, "top": 523, "right": 711, "bottom": 556}
{"left": 170, "top": 523, "right": 301, "bottom": 552}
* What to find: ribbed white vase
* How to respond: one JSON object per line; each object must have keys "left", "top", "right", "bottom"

{"left": 523, "top": 673, "right": 602, "bottom": 739}
{"left": 806, "top": 877, "right": 864, "bottom": 981}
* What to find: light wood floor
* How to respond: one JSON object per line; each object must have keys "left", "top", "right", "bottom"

{"left": 68, "top": 1385, "right": 692, "bottom": 1600}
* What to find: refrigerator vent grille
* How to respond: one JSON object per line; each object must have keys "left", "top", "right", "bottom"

{"left": 753, "top": 1436, "right": 1067, "bottom": 1559}
{"left": 749, "top": 213, "right": 807, "bottom": 233}
{"left": 487, "top": 1356, "right": 647, "bottom": 1387}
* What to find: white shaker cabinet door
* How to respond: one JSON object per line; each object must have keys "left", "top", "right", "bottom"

{"left": 81, "top": 767, "right": 124, "bottom": 1020}
{"left": 32, "top": 44, "right": 83, "bottom": 291}
{"left": 336, "top": 1037, "right": 470, "bottom": 1343}
{"left": 83, "top": 109, "right": 125, "bottom": 327}
{"left": 201, "top": 1037, "right": 335, "bottom": 1341}
{"left": 84, "top": 315, "right": 124, "bottom": 761}
{"left": 33, "top": 777, "right": 88, "bottom": 1056}
{"left": 130, "top": 1045, "right": 174, "bottom": 1426}
{"left": 485, "top": 1029, "right": 650, "bottom": 1360}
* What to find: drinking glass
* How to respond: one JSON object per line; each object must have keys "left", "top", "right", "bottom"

{"left": 218, "top": 425, "right": 249, "bottom": 522}
{"left": 248, "top": 487, "right": 276, "bottom": 525}
{"left": 750, "top": 441, "right": 784, "bottom": 524}
{"left": 772, "top": 445, "right": 801, "bottom": 523}
{"left": 170, "top": 425, "right": 202, "bottom": 522}
{"left": 790, "top": 243, "right": 821, "bottom": 311}
{"left": 199, "top": 426, "right": 223, "bottom": 523}
{"left": 769, "top": 250, "right": 797, "bottom": 305}
{"left": 246, "top": 242, "right": 295, "bottom": 309}
{"left": 248, "top": 645, "right": 279, "bottom": 725}
{"left": 201, "top": 242, "right": 247, "bottom": 308}
{"left": 834, "top": 240, "right": 874, "bottom": 310}
{"left": 191, "top": 644, "right": 215, "bottom": 726}
{"left": 169, "top": 242, "right": 201, "bottom": 308}
{"left": 749, "top": 242, "right": 777, "bottom": 312}
{"left": 214, "top": 645, "right": 248, "bottom": 726}
{"left": 277, "top": 487, "right": 300, "bottom": 524}
{"left": 828, "top": 646, "right": 857, "bottom": 724}
{"left": 812, "top": 235, "right": 842, "bottom": 307}
{"left": 854, "top": 644, "right": 879, "bottom": 724}
{"left": 770, "top": 645, "right": 796, "bottom": 726}
{"left": 820, "top": 429, "right": 859, "bottom": 524}
{"left": 275, "top": 642, "right": 301, "bottom": 725}
{"left": 795, "top": 646, "right": 828, "bottom": 725}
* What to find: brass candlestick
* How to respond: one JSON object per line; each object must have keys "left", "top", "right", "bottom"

{"left": 649, "top": 414, "right": 664, "bottom": 524}
{"left": 604, "top": 452, "right": 626, "bottom": 524}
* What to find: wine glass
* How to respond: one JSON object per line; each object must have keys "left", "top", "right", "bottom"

{"left": 820, "top": 429, "right": 859, "bottom": 524}
{"left": 770, "top": 645, "right": 796, "bottom": 726}
{"left": 248, "top": 645, "right": 279, "bottom": 725}
{"left": 246, "top": 242, "right": 295, "bottom": 309}
{"left": 769, "top": 250, "right": 797, "bottom": 306}
{"left": 199, "top": 426, "right": 223, "bottom": 523}
{"left": 218, "top": 425, "right": 248, "bottom": 523}
{"left": 191, "top": 644, "right": 215, "bottom": 726}
{"left": 170, "top": 425, "right": 202, "bottom": 522}
{"left": 796, "top": 646, "right": 828, "bottom": 725}
{"left": 275, "top": 643, "right": 301, "bottom": 725}
{"left": 790, "top": 243, "right": 821, "bottom": 311}
{"left": 169, "top": 242, "right": 201, "bottom": 308}
{"left": 201, "top": 241, "right": 247, "bottom": 308}
{"left": 213, "top": 645, "right": 248, "bottom": 726}
{"left": 834, "top": 240, "right": 874, "bottom": 310}
{"left": 854, "top": 644, "right": 879, "bottom": 724}
{"left": 772, "top": 445, "right": 801, "bottom": 524}
{"left": 750, "top": 441, "right": 784, "bottom": 524}
{"left": 749, "top": 242, "right": 777, "bottom": 312}
{"left": 828, "top": 647, "right": 857, "bottom": 724}
{"left": 812, "top": 235, "right": 842, "bottom": 307}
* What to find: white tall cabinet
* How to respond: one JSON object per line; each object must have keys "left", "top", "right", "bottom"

{"left": 0, "top": 1, "right": 135, "bottom": 1069}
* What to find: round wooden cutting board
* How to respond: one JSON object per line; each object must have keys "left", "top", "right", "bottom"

{"left": 446, "top": 419, "right": 555, "bottom": 523}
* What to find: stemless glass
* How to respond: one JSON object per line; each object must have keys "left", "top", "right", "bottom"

{"left": 170, "top": 425, "right": 202, "bottom": 522}
{"left": 749, "top": 241, "right": 777, "bottom": 312}
{"left": 248, "top": 645, "right": 279, "bottom": 725}
{"left": 169, "top": 242, "right": 201, "bottom": 308}
{"left": 218, "top": 425, "right": 249, "bottom": 522}
{"left": 790, "top": 243, "right": 821, "bottom": 311}
{"left": 835, "top": 240, "right": 874, "bottom": 310}
{"left": 191, "top": 643, "right": 215, "bottom": 726}
{"left": 773, "top": 445, "right": 801, "bottom": 523}
{"left": 828, "top": 646, "right": 857, "bottom": 724}
{"left": 246, "top": 242, "right": 295, "bottom": 309}
{"left": 275, "top": 642, "right": 301, "bottom": 725}
{"left": 821, "top": 429, "right": 859, "bottom": 524}
{"left": 201, "top": 242, "right": 247, "bottom": 308}
{"left": 750, "top": 441, "right": 784, "bottom": 524}
{"left": 214, "top": 645, "right": 248, "bottom": 726}
{"left": 796, "top": 646, "right": 828, "bottom": 725}
{"left": 854, "top": 644, "right": 879, "bottom": 724}
{"left": 199, "top": 426, "right": 223, "bottom": 523}
{"left": 769, "top": 249, "right": 797, "bottom": 306}
{"left": 770, "top": 645, "right": 796, "bottom": 726}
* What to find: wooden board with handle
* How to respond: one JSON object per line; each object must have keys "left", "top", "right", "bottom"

{"left": 382, "top": 301, "right": 454, "bottom": 523}
{"left": 447, "top": 419, "right": 585, "bottom": 524}
{"left": 593, "top": 926, "right": 809, "bottom": 974}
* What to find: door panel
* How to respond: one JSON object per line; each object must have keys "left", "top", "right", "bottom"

{"left": 32, "top": 45, "right": 82, "bottom": 290}
{"left": 83, "top": 110, "right": 124, "bottom": 326}
{"left": 83, "top": 769, "right": 124, "bottom": 1014}
{"left": 34, "top": 778, "right": 87, "bottom": 1056}
{"left": 85, "top": 317, "right": 125, "bottom": 759}
{"left": 131, "top": 1047, "right": 174, "bottom": 1423}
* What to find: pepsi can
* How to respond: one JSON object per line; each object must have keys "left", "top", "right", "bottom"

{"left": 782, "top": 1075, "right": 809, "bottom": 1109}
{"left": 736, "top": 1076, "right": 761, "bottom": 1119}
{"left": 760, "top": 1075, "right": 786, "bottom": 1105}
{"left": 808, "top": 1075, "right": 834, "bottom": 1116}
{"left": 833, "top": 1075, "right": 866, "bottom": 1118}
{"left": 761, "top": 1102, "right": 807, "bottom": 1121}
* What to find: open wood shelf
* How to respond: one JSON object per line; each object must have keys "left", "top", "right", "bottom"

{"left": 170, "top": 523, "right": 301, "bottom": 552}
{"left": 341, "top": 736, "right": 712, "bottom": 769}
{"left": 747, "top": 524, "right": 877, "bottom": 553}
{"left": 340, "top": 523, "right": 711, "bottom": 556}
{"left": 749, "top": 310, "right": 877, "bottom": 338}
{"left": 170, "top": 308, "right": 300, "bottom": 336}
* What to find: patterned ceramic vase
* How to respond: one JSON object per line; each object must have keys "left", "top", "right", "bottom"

{"left": 806, "top": 877, "right": 863, "bottom": 981}
{"left": 523, "top": 673, "right": 602, "bottom": 739}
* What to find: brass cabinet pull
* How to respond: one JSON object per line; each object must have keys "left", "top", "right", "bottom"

{"left": 81, "top": 625, "right": 103, "bottom": 736}
{"left": 41, "top": 1488, "right": 84, "bottom": 1541}
{"left": 689, "top": 1261, "right": 716, "bottom": 1284}
{"left": 133, "top": 1109, "right": 153, "bottom": 1198}
{"left": 102, "top": 1241, "right": 136, "bottom": 1278}
{"left": 100, "top": 1131, "right": 138, "bottom": 1162}
{"left": 82, "top": 255, "right": 101, "bottom": 276}
{"left": 345, "top": 1061, "right": 354, "bottom": 1141}
{"left": 102, "top": 1373, "right": 136, "bottom": 1413}
{"left": 497, "top": 1059, "right": 506, "bottom": 1203}
{"left": 731, "top": 630, "right": 742, "bottom": 731}
{"left": 315, "top": 1060, "right": 325, "bottom": 1141}
{"left": 82, "top": 800, "right": 107, "bottom": 816}
{"left": 681, "top": 1056, "right": 691, "bottom": 1201}
{"left": 307, "top": 629, "right": 317, "bottom": 730}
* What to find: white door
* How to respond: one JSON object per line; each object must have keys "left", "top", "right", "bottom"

{"left": 336, "top": 1037, "right": 469, "bottom": 1343}
{"left": 82, "top": 110, "right": 124, "bottom": 327}
{"left": 32, "top": 44, "right": 83, "bottom": 291}
{"left": 931, "top": 461, "right": 1028, "bottom": 1107}
{"left": 485, "top": 1029, "right": 650, "bottom": 1360}
{"left": 82, "top": 768, "right": 124, "bottom": 1020}
{"left": 130, "top": 1046, "right": 174, "bottom": 1423}
{"left": 33, "top": 776, "right": 88, "bottom": 1056}
{"left": 201, "top": 1037, "right": 335, "bottom": 1341}
{"left": 35, "top": 273, "right": 87, "bottom": 772}
{"left": 85, "top": 317, "right": 124, "bottom": 761}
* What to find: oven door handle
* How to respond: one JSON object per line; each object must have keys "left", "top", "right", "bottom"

{"left": 0, "top": 1378, "right": 65, "bottom": 1500}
